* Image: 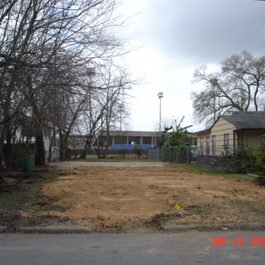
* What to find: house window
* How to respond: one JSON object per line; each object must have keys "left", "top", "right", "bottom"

{"left": 206, "top": 136, "right": 210, "bottom": 155}
{"left": 262, "top": 134, "right": 265, "bottom": 146}
{"left": 200, "top": 137, "right": 203, "bottom": 155}
{"left": 212, "top": 135, "right": 216, "bottom": 156}
{"left": 224, "top": 134, "right": 229, "bottom": 151}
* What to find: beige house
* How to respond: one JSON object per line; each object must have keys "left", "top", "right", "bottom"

{"left": 196, "top": 111, "right": 265, "bottom": 156}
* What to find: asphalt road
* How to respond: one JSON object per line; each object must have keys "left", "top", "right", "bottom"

{"left": 1, "top": 231, "right": 265, "bottom": 265}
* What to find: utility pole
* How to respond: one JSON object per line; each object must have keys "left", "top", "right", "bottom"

{"left": 158, "top": 92, "right": 163, "bottom": 139}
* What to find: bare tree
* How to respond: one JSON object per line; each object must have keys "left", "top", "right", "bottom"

{"left": 191, "top": 51, "right": 265, "bottom": 127}
{"left": 79, "top": 63, "right": 135, "bottom": 159}
{"left": 0, "top": 0, "right": 135, "bottom": 168}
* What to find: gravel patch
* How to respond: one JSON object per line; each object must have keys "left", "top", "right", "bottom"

{"left": 48, "top": 161, "right": 167, "bottom": 168}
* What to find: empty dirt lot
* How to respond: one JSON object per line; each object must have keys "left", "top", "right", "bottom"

{"left": 43, "top": 161, "right": 265, "bottom": 232}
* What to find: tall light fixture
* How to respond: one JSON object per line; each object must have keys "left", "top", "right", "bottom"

{"left": 158, "top": 92, "right": 163, "bottom": 138}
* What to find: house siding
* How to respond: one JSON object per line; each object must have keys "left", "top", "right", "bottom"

{"left": 197, "top": 117, "right": 236, "bottom": 156}
{"left": 197, "top": 131, "right": 211, "bottom": 155}
{"left": 211, "top": 117, "right": 236, "bottom": 155}
{"left": 237, "top": 129, "right": 265, "bottom": 147}
{"left": 196, "top": 112, "right": 265, "bottom": 162}
{"left": 197, "top": 119, "right": 265, "bottom": 156}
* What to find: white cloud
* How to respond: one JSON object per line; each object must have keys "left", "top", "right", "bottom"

{"left": 117, "top": 0, "right": 265, "bottom": 132}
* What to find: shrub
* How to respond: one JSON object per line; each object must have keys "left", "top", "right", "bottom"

{"left": 256, "top": 176, "right": 265, "bottom": 185}
{"left": 161, "top": 145, "right": 187, "bottom": 163}
{"left": 230, "top": 146, "right": 255, "bottom": 174}
{"left": 254, "top": 146, "right": 265, "bottom": 185}
{"left": 255, "top": 146, "right": 265, "bottom": 174}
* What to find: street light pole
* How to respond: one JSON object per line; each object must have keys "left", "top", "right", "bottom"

{"left": 158, "top": 92, "right": 163, "bottom": 139}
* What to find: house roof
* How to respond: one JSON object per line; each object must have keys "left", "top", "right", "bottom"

{"left": 195, "top": 128, "right": 211, "bottom": 134}
{"left": 222, "top": 111, "right": 265, "bottom": 130}
{"left": 108, "top": 131, "right": 159, "bottom": 137}
{"left": 196, "top": 111, "right": 265, "bottom": 134}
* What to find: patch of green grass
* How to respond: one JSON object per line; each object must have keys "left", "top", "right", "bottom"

{"left": 69, "top": 152, "right": 157, "bottom": 161}
{"left": 230, "top": 200, "right": 265, "bottom": 213}
{"left": 27, "top": 169, "right": 63, "bottom": 188}
{"left": 0, "top": 192, "right": 32, "bottom": 209}
{"left": 230, "top": 200, "right": 265, "bottom": 222}
{"left": 189, "top": 206, "right": 203, "bottom": 214}
{"left": 0, "top": 194, "right": 16, "bottom": 208}
{"left": 70, "top": 155, "right": 98, "bottom": 160}
{"left": 0, "top": 169, "right": 68, "bottom": 217}
{"left": 170, "top": 163, "right": 255, "bottom": 182}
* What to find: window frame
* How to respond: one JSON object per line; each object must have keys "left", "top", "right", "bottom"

{"left": 212, "top": 135, "right": 216, "bottom": 156}
{"left": 206, "top": 136, "right": 210, "bottom": 155}
{"left": 224, "top": 134, "right": 229, "bottom": 151}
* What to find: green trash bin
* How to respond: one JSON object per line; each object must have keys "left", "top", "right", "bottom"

{"left": 23, "top": 158, "right": 32, "bottom": 171}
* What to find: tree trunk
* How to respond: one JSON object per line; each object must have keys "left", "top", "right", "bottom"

{"left": 35, "top": 131, "right": 45, "bottom": 166}
{"left": 79, "top": 139, "right": 89, "bottom": 159}
{"left": 48, "top": 129, "right": 56, "bottom": 162}
{"left": 79, "top": 134, "right": 94, "bottom": 159}
{"left": 59, "top": 131, "right": 66, "bottom": 161}
{"left": 59, "top": 131, "right": 69, "bottom": 161}
{"left": 4, "top": 129, "right": 13, "bottom": 170}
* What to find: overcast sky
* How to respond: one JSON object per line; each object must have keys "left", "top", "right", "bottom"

{"left": 117, "top": 0, "right": 265, "bottom": 133}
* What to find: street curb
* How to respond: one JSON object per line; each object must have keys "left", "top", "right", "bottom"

{"left": 14, "top": 227, "right": 93, "bottom": 234}
{"left": 1, "top": 224, "right": 265, "bottom": 234}
{"left": 163, "top": 224, "right": 265, "bottom": 233}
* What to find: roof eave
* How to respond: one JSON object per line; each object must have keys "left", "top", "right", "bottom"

{"left": 234, "top": 128, "right": 265, "bottom": 131}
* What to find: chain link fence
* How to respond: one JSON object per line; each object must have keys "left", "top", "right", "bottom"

{"left": 69, "top": 148, "right": 148, "bottom": 159}
{"left": 69, "top": 146, "right": 253, "bottom": 173}
{"left": 146, "top": 149, "right": 162, "bottom": 160}
{"left": 196, "top": 152, "right": 231, "bottom": 171}
{"left": 147, "top": 147, "right": 197, "bottom": 164}
{"left": 147, "top": 146, "right": 232, "bottom": 171}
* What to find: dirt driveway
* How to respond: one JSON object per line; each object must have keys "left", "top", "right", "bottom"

{"left": 43, "top": 161, "right": 265, "bottom": 232}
